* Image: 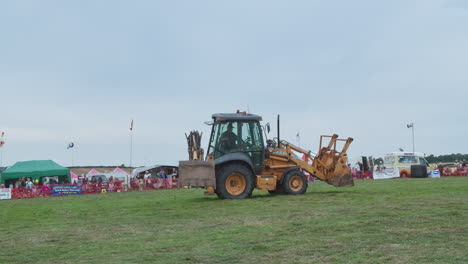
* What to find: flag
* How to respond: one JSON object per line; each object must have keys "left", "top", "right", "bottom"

{"left": 130, "top": 119, "right": 134, "bottom": 131}
{"left": 0, "top": 131, "right": 5, "bottom": 148}
{"left": 67, "top": 142, "right": 75, "bottom": 149}
{"left": 407, "top": 123, "right": 413, "bottom": 128}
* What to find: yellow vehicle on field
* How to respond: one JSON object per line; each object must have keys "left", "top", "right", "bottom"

{"left": 179, "top": 111, "right": 354, "bottom": 199}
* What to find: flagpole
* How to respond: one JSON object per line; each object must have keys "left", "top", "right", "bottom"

{"left": 130, "top": 119, "right": 133, "bottom": 168}
{"left": 407, "top": 123, "right": 415, "bottom": 153}
{"left": 296, "top": 131, "right": 300, "bottom": 148}
{"left": 130, "top": 130, "right": 133, "bottom": 167}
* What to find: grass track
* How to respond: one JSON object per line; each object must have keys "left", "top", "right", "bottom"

{"left": 1, "top": 177, "right": 467, "bottom": 264}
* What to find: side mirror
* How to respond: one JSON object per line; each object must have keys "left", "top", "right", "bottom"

{"left": 266, "top": 123, "right": 271, "bottom": 133}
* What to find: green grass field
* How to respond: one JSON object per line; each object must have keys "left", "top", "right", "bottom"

{"left": 1, "top": 177, "right": 467, "bottom": 264}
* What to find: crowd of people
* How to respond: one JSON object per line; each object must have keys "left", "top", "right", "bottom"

{"left": 437, "top": 159, "right": 468, "bottom": 177}
{"left": 79, "top": 175, "right": 125, "bottom": 193}
{"left": 133, "top": 168, "right": 178, "bottom": 190}
{"left": 453, "top": 159, "right": 467, "bottom": 168}
{"left": 1, "top": 177, "right": 55, "bottom": 190}
{"left": 0, "top": 168, "right": 180, "bottom": 199}
{"left": 1, "top": 177, "right": 53, "bottom": 198}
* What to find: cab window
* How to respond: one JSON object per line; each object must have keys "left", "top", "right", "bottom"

{"left": 384, "top": 156, "right": 395, "bottom": 165}
{"left": 210, "top": 122, "right": 240, "bottom": 158}
{"left": 239, "top": 122, "right": 263, "bottom": 151}
{"left": 419, "top": 158, "right": 429, "bottom": 166}
{"left": 207, "top": 120, "right": 264, "bottom": 169}
{"left": 398, "top": 156, "right": 417, "bottom": 164}
{"left": 242, "top": 122, "right": 264, "bottom": 168}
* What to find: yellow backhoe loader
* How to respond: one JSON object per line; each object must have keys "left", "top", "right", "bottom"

{"left": 179, "top": 111, "right": 354, "bottom": 199}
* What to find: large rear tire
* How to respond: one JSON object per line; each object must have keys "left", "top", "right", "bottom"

{"left": 282, "top": 170, "right": 308, "bottom": 195}
{"left": 216, "top": 163, "right": 254, "bottom": 199}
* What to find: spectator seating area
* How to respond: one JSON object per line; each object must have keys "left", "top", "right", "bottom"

{"left": 9, "top": 178, "right": 179, "bottom": 199}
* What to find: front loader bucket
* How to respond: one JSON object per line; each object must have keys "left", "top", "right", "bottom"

{"left": 324, "top": 156, "right": 354, "bottom": 187}
{"left": 178, "top": 160, "right": 216, "bottom": 188}
{"left": 326, "top": 168, "right": 354, "bottom": 187}
{"left": 311, "top": 135, "right": 355, "bottom": 187}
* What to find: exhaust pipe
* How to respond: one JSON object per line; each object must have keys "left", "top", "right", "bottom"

{"left": 277, "top": 114, "right": 280, "bottom": 146}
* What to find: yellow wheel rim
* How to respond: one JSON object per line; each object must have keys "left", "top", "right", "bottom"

{"left": 225, "top": 173, "right": 246, "bottom": 195}
{"left": 289, "top": 175, "right": 303, "bottom": 192}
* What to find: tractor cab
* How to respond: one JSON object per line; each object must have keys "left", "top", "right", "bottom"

{"left": 207, "top": 112, "right": 265, "bottom": 173}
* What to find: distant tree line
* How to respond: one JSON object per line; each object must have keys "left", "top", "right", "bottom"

{"left": 425, "top": 154, "right": 468, "bottom": 163}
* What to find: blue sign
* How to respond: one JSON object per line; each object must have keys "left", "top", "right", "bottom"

{"left": 51, "top": 185, "right": 82, "bottom": 195}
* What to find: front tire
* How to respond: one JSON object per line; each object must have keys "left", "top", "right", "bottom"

{"left": 282, "top": 170, "right": 308, "bottom": 195}
{"left": 216, "top": 163, "right": 254, "bottom": 199}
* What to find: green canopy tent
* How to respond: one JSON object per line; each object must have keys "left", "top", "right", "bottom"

{"left": 0, "top": 160, "right": 70, "bottom": 185}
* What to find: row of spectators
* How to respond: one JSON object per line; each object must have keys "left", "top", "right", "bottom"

{"left": 2, "top": 177, "right": 51, "bottom": 189}
{"left": 136, "top": 168, "right": 178, "bottom": 180}
{"left": 453, "top": 160, "right": 467, "bottom": 167}
{"left": 1, "top": 181, "right": 52, "bottom": 199}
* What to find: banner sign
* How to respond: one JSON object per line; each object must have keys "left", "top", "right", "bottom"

{"left": 52, "top": 185, "right": 82, "bottom": 195}
{"left": 373, "top": 167, "right": 400, "bottom": 179}
{"left": 0, "top": 188, "right": 12, "bottom": 200}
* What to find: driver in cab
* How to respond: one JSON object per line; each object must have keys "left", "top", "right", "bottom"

{"left": 220, "top": 123, "right": 238, "bottom": 152}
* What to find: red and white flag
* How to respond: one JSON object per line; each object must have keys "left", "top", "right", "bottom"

{"left": 0, "top": 131, "right": 5, "bottom": 147}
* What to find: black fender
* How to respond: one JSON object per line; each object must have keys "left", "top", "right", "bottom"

{"left": 279, "top": 166, "right": 301, "bottom": 184}
{"left": 215, "top": 152, "right": 256, "bottom": 174}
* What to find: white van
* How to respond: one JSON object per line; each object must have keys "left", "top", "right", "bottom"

{"left": 373, "top": 152, "right": 430, "bottom": 179}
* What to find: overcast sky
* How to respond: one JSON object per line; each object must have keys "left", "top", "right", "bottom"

{"left": 1, "top": 0, "right": 467, "bottom": 167}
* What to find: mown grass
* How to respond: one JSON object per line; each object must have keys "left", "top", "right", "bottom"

{"left": 1, "top": 177, "right": 467, "bottom": 264}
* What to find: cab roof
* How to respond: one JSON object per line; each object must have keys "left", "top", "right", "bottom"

{"left": 212, "top": 112, "right": 262, "bottom": 121}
